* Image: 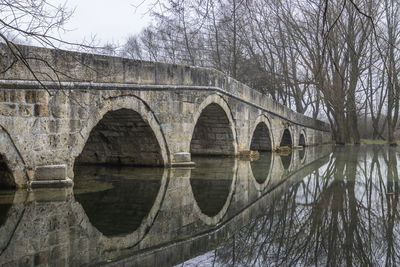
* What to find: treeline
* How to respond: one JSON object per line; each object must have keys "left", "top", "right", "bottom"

{"left": 104, "top": 0, "right": 399, "bottom": 145}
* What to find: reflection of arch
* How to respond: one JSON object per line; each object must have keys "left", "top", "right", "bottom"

{"left": 0, "top": 155, "right": 14, "bottom": 188}
{"left": 0, "top": 190, "right": 28, "bottom": 253}
{"left": 280, "top": 128, "right": 292, "bottom": 147}
{"left": 299, "top": 130, "right": 306, "bottom": 147}
{"left": 73, "top": 97, "right": 169, "bottom": 173}
{"left": 190, "top": 94, "right": 237, "bottom": 156}
{"left": 249, "top": 115, "right": 273, "bottom": 151}
{"left": 280, "top": 152, "right": 292, "bottom": 170}
{"left": 299, "top": 147, "right": 306, "bottom": 162}
{"left": 74, "top": 166, "right": 165, "bottom": 237}
{"left": 0, "top": 126, "right": 27, "bottom": 187}
{"left": 72, "top": 168, "right": 169, "bottom": 250}
{"left": 249, "top": 152, "right": 274, "bottom": 191}
{"left": 189, "top": 158, "right": 238, "bottom": 225}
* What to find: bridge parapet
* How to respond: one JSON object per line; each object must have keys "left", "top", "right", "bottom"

{"left": 0, "top": 44, "right": 329, "bottom": 132}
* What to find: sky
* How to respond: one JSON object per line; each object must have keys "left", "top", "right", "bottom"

{"left": 52, "top": 0, "right": 156, "bottom": 45}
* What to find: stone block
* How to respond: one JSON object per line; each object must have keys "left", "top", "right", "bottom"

{"left": 30, "top": 178, "right": 73, "bottom": 189}
{"left": 19, "top": 255, "right": 33, "bottom": 267}
{"left": 35, "top": 104, "right": 49, "bottom": 117}
{"left": 50, "top": 105, "right": 67, "bottom": 118}
{"left": 48, "top": 120, "right": 59, "bottom": 133}
{"left": 35, "top": 165, "right": 67, "bottom": 181}
{"left": 19, "top": 104, "right": 34, "bottom": 116}
{"left": 0, "top": 103, "right": 17, "bottom": 116}
{"left": 25, "top": 90, "right": 36, "bottom": 103}
{"left": 10, "top": 90, "right": 25, "bottom": 102}
{"left": 34, "top": 251, "right": 49, "bottom": 266}
{"left": 174, "top": 152, "right": 191, "bottom": 163}
{"left": 69, "top": 120, "right": 81, "bottom": 132}
{"left": 48, "top": 134, "right": 60, "bottom": 148}
{"left": 36, "top": 91, "right": 49, "bottom": 103}
{"left": 53, "top": 92, "right": 67, "bottom": 105}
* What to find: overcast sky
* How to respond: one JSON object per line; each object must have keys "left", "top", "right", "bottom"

{"left": 53, "top": 0, "right": 155, "bottom": 45}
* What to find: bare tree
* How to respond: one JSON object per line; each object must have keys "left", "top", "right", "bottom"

{"left": 382, "top": 0, "right": 400, "bottom": 145}
{"left": 0, "top": 0, "right": 103, "bottom": 90}
{"left": 124, "top": 0, "right": 400, "bottom": 144}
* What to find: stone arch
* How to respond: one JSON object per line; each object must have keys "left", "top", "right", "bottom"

{"left": 249, "top": 115, "right": 274, "bottom": 151}
{"left": 190, "top": 94, "right": 237, "bottom": 156}
{"left": 280, "top": 128, "right": 293, "bottom": 147}
{"left": 299, "top": 130, "right": 306, "bottom": 147}
{"left": 73, "top": 96, "right": 169, "bottom": 173}
{"left": 0, "top": 126, "right": 27, "bottom": 188}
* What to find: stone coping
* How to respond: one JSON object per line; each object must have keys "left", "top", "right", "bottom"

{"left": 0, "top": 43, "right": 330, "bottom": 132}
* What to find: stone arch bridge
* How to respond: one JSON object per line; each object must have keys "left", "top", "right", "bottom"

{"left": 0, "top": 44, "right": 331, "bottom": 188}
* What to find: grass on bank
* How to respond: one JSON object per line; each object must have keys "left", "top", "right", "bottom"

{"left": 361, "top": 139, "right": 400, "bottom": 145}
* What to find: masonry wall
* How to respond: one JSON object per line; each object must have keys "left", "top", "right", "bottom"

{"left": 0, "top": 44, "right": 332, "bottom": 187}
{"left": 0, "top": 86, "right": 331, "bottom": 187}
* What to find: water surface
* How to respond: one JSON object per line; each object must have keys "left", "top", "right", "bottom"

{"left": 0, "top": 145, "right": 398, "bottom": 266}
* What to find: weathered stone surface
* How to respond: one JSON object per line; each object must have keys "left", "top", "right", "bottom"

{"left": 25, "top": 90, "right": 36, "bottom": 103}
{"left": 174, "top": 152, "right": 191, "bottom": 163}
{"left": 0, "top": 43, "right": 332, "bottom": 188}
{"left": 9, "top": 90, "right": 24, "bottom": 102}
{"left": 19, "top": 104, "right": 34, "bottom": 117}
{"left": 35, "top": 165, "right": 67, "bottom": 181}
{"left": 34, "top": 104, "right": 49, "bottom": 117}
{"left": 36, "top": 91, "right": 49, "bottom": 103}
{"left": 0, "top": 103, "right": 17, "bottom": 116}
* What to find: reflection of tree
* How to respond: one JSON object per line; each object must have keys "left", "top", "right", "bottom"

{"left": 209, "top": 146, "right": 400, "bottom": 266}
{"left": 382, "top": 146, "right": 400, "bottom": 266}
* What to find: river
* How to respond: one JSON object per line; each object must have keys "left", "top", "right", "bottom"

{"left": 0, "top": 145, "right": 398, "bottom": 266}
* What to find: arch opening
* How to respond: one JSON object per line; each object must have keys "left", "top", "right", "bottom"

{"left": 0, "top": 155, "right": 15, "bottom": 189}
{"left": 299, "top": 133, "right": 306, "bottom": 147}
{"left": 250, "top": 122, "right": 272, "bottom": 152}
{"left": 75, "top": 108, "right": 164, "bottom": 167}
{"left": 280, "top": 129, "right": 292, "bottom": 147}
{"left": 190, "top": 157, "right": 235, "bottom": 217}
{"left": 190, "top": 103, "right": 235, "bottom": 156}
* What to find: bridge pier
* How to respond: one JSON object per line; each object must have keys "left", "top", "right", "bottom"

{"left": 30, "top": 164, "right": 72, "bottom": 188}
{"left": 171, "top": 152, "right": 194, "bottom": 167}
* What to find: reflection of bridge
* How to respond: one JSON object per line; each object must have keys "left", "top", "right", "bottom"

{"left": 0, "top": 44, "right": 331, "bottom": 188}
{"left": 0, "top": 146, "right": 331, "bottom": 266}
